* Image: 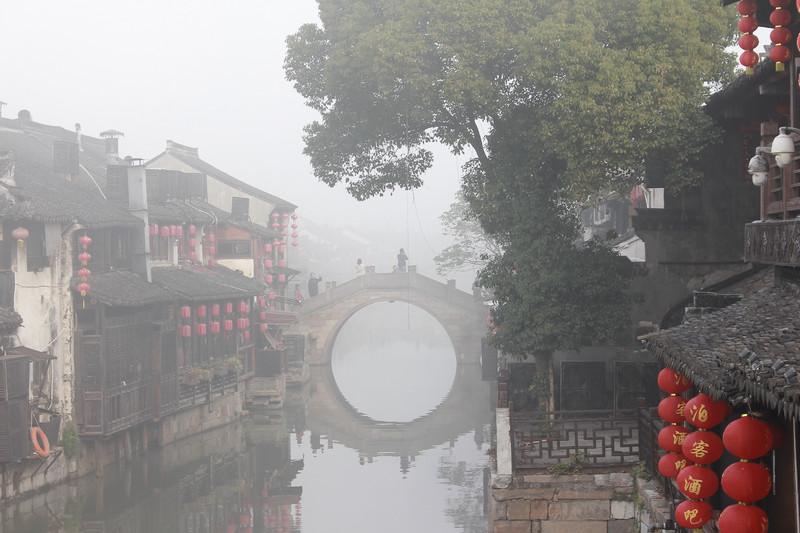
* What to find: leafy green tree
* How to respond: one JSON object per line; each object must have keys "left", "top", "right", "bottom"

{"left": 285, "top": 0, "right": 737, "bottom": 200}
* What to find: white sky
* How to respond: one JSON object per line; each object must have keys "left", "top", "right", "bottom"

{"left": 1, "top": 1, "right": 466, "bottom": 270}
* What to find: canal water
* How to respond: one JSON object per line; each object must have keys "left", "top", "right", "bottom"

{"left": 1, "top": 302, "right": 493, "bottom": 533}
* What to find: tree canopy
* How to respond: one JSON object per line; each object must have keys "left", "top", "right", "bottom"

{"left": 285, "top": 0, "right": 738, "bottom": 200}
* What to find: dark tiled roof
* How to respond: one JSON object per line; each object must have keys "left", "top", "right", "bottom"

{"left": 0, "top": 307, "right": 22, "bottom": 333}
{"left": 148, "top": 142, "right": 296, "bottom": 210}
{"left": 641, "top": 269, "right": 800, "bottom": 421}
{"left": 147, "top": 200, "right": 215, "bottom": 226}
{"left": 0, "top": 118, "right": 142, "bottom": 228}
{"left": 152, "top": 264, "right": 266, "bottom": 302}
{"left": 74, "top": 270, "right": 175, "bottom": 307}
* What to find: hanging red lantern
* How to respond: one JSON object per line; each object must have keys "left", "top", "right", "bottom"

{"left": 76, "top": 282, "right": 90, "bottom": 297}
{"left": 189, "top": 225, "right": 196, "bottom": 235}
{"left": 718, "top": 504, "right": 768, "bottom": 533}
{"left": 272, "top": 212, "right": 279, "bottom": 219}
{"left": 658, "top": 425, "right": 690, "bottom": 453}
{"left": 195, "top": 323, "right": 207, "bottom": 336}
{"left": 224, "top": 302, "right": 233, "bottom": 314}
{"left": 292, "top": 241, "right": 298, "bottom": 247}
{"left": 208, "top": 232, "right": 215, "bottom": 242}
{"left": 180, "top": 325, "right": 192, "bottom": 338}
{"left": 738, "top": 0, "right": 760, "bottom": 73}
{"left": 244, "top": 330, "right": 250, "bottom": 340}
{"left": 268, "top": 291, "right": 276, "bottom": 300}
{"left": 196, "top": 305, "right": 206, "bottom": 317}
{"left": 238, "top": 301, "right": 248, "bottom": 313}
{"left": 265, "top": 274, "right": 273, "bottom": 284}
{"left": 291, "top": 233, "right": 298, "bottom": 239}
{"left": 209, "top": 321, "right": 221, "bottom": 334}
{"left": 149, "top": 225, "right": 157, "bottom": 236}
{"left": 223, "top": 319, "right": 233, "bottom": 332}
{"left": 272, "top": 222, "right": 280, "bottom": 230}
{"left": 208, "top": 258, "right": 216, "bottom": 267}
{"left": 77, "top": 268, "right": 91, "bottom": 280}
{"left": 658, "top": 452, "right": 691, "bottom": 478}
{"left": 180, "top": 306, "right": 191, "bottom": 319}
{"left": 278, "top": 259, "right": 286, "bottom": 268}
{"left": 675, "top": 499, "right": 712, "bottom": 530}
{"left": 260, "top": 311, "right": 267, "bottom": 321}
{"left": 278, "top": 274, "right": 286, "bottom": 283}
{"left": 723, "top": 415, "right": 773, "bottom": 459}
{"left": 265, "top": 259, "right": 273, "bottom": 269}
{"left": 11, "top": 227, "right": 28, "bottom": 247}
{"left": 211, "top": 304, "right": 220, "bottom": 316}
{"left": 160, "top": 226, "right": 170, "bottom": 237}
{"left": 682, "top": 430, "right": 724, "bottom": 465}
{"left": 291, "top": 214, "right": 297, "bottom": 220}
{"left": 265, "top": 243, "right": 272, "bottom": 253}
{"left": 657, "top": 368, "right": 692, "bottom": 394}
{"left": 78, "top": 235, "right": 92, "bottom": 249}
{"left": 260, "top": 323, "right": 267, "bottom": 333}
{"left": 677, "top": 465, "right": 719, "bottom": 500}
{"left": 658, "top": 395, "right": 687, "bottom": 424}
{"left": 721, "top": 461, "right": 772, "bottom": 502}
{"left": 770, "top": 0, "right": 792, "bottom": 71}
{"left": 189, "top": 238, "right": 196, "bottom": 247}
{"left": 78, "top": 252, "right": 91, "bottom": 265}
{"left": 684, "top": 394, "right": 727, "bottom": 429}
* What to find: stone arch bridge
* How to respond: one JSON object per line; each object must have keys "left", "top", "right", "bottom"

{"left": 288, "top": 267, "right": 488, "bottom": 366}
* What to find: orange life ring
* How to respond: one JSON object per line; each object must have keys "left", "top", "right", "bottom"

{"left": 30, "top": 427, "right": 50, "bottom": 459}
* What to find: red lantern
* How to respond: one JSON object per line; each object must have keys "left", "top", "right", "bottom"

{"left": 78, "top": 268, "right": 91, "bottom": 280}
{"left": 684, "top": 394, "right": 727, "bottom": 429}
{"left": 292, "top": 241, "right": 298, "bottom": 247}
{"left": 78, "top": 235, "right": 92, "bottom": 249}
{"left": 265, "top": 243, "right": 272, "bottom": 253}
{"left": 223, "top": 319, "right": 233, "bottom": 332}
{"left": 658, "top": 452, "right": 691, "bottom": 478}
{"left": 718, "top": 504, "right": 768, "bottom": 533}
{"left": 238, "top": 301, "right": 248, "bottom": 313}
{"left": 260, "top": 323, "right": 267, "bottom": 333}
{"left": 677, "top": 465, "right": 719, "bottom": 500}
{"left": 189, "top": 225, "right": 196, "bottom": 235}
{"left": 770, "top": 1, "right": 792, "bottom": 71}
{"left": 76, "top": 282, "right": 90, "bottom": 296}
{"left": 209, "top": 321, "right": 221, "bottom": 334}
{"left": 196, "top": 305, "right": 206, "bottom": 317}
{"left": 675, "top": 499, "right": 712, "bottom": 530}
{"left": 658, "top": 395, "right": 687, "bottom": 424}
{"left": 657, "top": 368, "right": 692, "bottom": 394}
{"left": 272, "top": 222, "right": 280, "bottom": 230}
{"left": 189, "top": 238, "right": 196, "bottom": 247}
{"left": 278, "top": 259, "right": 286, "bottom": 268}
{"left": 243, "top": 330, "right": 250, "bottom": 340}
{"left": 658, "top": 425, "right": 690, "bottom": 453}
{"left": 268, "top": 291, "right": 276, "bottom": 300}
{"left": 180, "top": 325, "right": 191, "bottom": 338}
{"left": 149, "top": 225, "right": 157, "bottom": 236}
{"left": 195, "top": 323, "right": 207, "bottom": 336}
{"left": 291, "top": 214, "right": 297, "bottom": 220}
{"left": 180, "top": 306, "right": 191, "bottom": 319}
{"left": 224, "top": 302, "right": 233, "bottom": 314}
{"left": 723, "top": 415, "right": 773, "bottom": 459}
{"left": 272, "top": 212, "right": 279, "bottom": 219}
{"left": 721, "top": 462, "right": 771, "bottom": 502}
{"left": 78, "top": 252, "right": 91, "bottom": 265}
{"left": 160, "top": 226, "right": 170, "bottom": 237}
{"left": 291, "top": 223, "right": 298, "bottom": 229}
{"left": 278, "top": 274, "right": 286, "bottom": 283}
{"left": 265, "top": 274, "right": 273, "bottom": 284}
{"left": 265, "top": 260, "right": 273, "bottom": 269}
{"left": 682, "top": 430, "right": 724, "bottom": 465}
{"left": 291, "top": 233, "right": 298, "bottom": 238}
{"left": 211, "top": 304, "right": 220, "bottom": 316}
{"left": 738, "top": 0, "right": 760, "bottom": 73}
{"left": 208, "top": 258, "right": 216, "bottom": 267}
{"left": 208, "top": 232, "right": 215, "bottom": 242}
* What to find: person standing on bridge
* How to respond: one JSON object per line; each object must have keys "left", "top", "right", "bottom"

{"left": 355, "top": 258, "right": 365, "bottom": 277}
{"left": 396, "top": 248, "right": 408, "bottom": 273}
{"left": 308, "top": 273, "right": 322, "bottom": 297}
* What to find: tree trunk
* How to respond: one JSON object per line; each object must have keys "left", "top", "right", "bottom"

{"left": 532, "top": 350, "right": 555, "bottom": 412}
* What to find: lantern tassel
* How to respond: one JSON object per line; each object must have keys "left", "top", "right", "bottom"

{"left": 776, "top": 62, "right": 785, "bottom": 72}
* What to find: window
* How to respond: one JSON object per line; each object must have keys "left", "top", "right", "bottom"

{"left": 26, "top": 223, "right": 49, "bottom": 271}
{"left": 217, "top": 240, "right": 251, "bottom": 258}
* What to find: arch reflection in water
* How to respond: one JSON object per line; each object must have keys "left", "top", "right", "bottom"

{"left": 331, "top": 301, "right": 457, "bottom": 423}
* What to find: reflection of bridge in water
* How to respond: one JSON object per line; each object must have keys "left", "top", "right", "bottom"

{"left": 288, "top": 268, "right": 493, "bottom": 458}
{"left": 304, "top": 362, "right": 492, "bottom": 459}
{"left": 290, "top": 267, "right": 488, "bottom": 366}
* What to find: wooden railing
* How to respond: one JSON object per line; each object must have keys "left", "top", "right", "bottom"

{"left": 510, "top": 409, "right": 639, "bottom": 470}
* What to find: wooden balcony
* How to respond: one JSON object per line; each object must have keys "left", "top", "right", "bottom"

{"left": 745, "top": 219, "right": 800, "bottom": 266}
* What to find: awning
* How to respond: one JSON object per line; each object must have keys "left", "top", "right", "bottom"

{"left": 264, "top": 310, "right": 299, "bottom": 326}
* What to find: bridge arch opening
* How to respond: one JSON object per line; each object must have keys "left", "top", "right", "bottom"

{"left": 330, "top": 301, "right": 457, "bottom": 423}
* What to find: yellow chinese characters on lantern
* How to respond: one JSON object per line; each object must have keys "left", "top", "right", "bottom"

{"left": 689, "top": 440, "right": 710, "bottom": 459}
{"left": 684, "top": 475, "right": 704, "bottom": 496}
{"left": 687, "top": 403, "right": 708, "bottom": 425}
{"left": 683, "top": 508, "right": 702, "bottom": 526}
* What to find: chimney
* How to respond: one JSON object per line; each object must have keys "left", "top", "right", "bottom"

{"left": 100, "top": 130, "right": 124, "bottom": 162}
{"left": 0, "top": 101, "right": 5, "bottom": 118}
{"left": 126, "top": 160, "right": 152, "bottom": 282}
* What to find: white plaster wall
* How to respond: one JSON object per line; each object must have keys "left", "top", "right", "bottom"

{"left": 12, "top": 224, "right": 76, "bottom": 423}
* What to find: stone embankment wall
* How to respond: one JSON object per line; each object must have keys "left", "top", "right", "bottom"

{"left": 489, "top": 472, "right": 637, "bottom": 533}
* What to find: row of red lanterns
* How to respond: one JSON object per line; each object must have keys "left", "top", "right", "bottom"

{"left": 656, "top": 367, "right": 782, "bottom": 531}
{"left": 76, "top": 234, "right": 92, "bottom": 308}
{"left": 737, "top": 0, "right": 794, "bottom": 73}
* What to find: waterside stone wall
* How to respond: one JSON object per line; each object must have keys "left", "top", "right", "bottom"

{"left": 489, "top": 472, "right": 636, "bottom": 533}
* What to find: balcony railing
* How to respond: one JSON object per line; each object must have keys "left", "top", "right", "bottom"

{"left": 510, "top": 409, "right": 639, "bottom": 470}
{"left": 744, "top": 219, "right": 800, "bottom": 266}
